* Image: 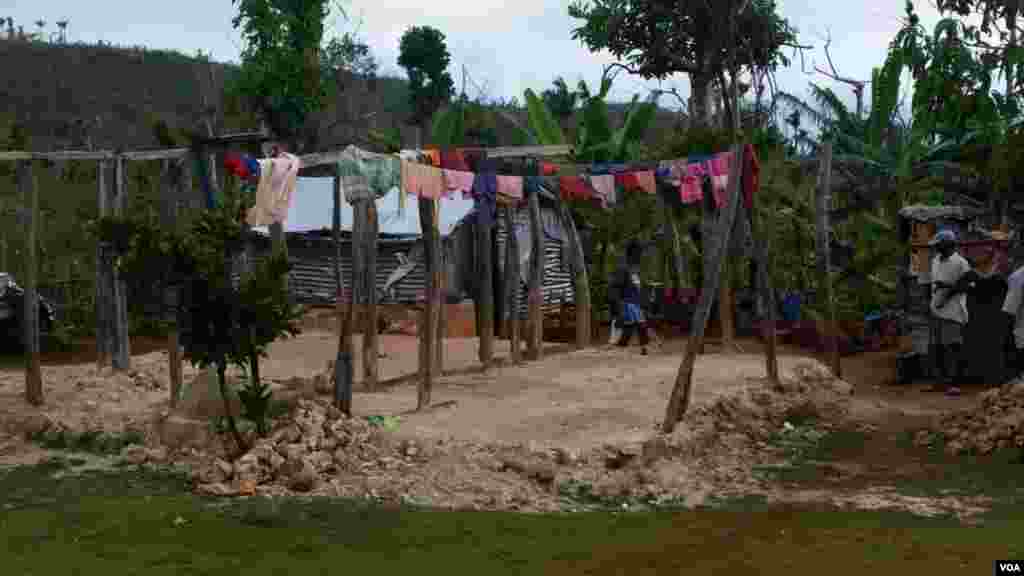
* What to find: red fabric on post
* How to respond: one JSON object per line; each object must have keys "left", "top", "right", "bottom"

{"left": 559, "top": 176, "right": 591, "bottom": 200}
{"left": 441, "top": 149, "right": 470, "bottom": 171}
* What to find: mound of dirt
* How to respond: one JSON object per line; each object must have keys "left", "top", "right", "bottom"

{"left": 932, "top": 381, "right": 1024, "bottom": 455}
{"left": 182, "top": 359, "right": 854, "bottom": 510}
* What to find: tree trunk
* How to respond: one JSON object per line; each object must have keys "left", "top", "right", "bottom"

{"left": 689, "top": 72, "right": 714, "bottom": 129}
{"left": 815, "top": 143, "right": 841, "bottom": 378}
{"left": 560, "top": 202, "right": 590, "bottom": 349}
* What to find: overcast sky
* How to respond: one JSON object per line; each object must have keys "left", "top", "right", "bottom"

{"left": 10, "top": 0, "right": 947, "bottom": 112}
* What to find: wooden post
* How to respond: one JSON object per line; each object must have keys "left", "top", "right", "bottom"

{"left": 417, "top": 196, "right": 439, "bottom": 409}
{"left": 477, "top": 202, "right": 495, "bottom": 366}
{"left": 526, "top": 186, "right": 544, "bottom": 360}
{"left": 748, "top": 178, "right": 779, "bottom": 382}
{"left": 111, "top": 156, "right": 130, "bottom": 370}
{"left": 160, "top": 159, "right": 183, "bottom": 406}
{"left": 503, "top": 206, "right": 522, "bottom": 362}
{"left": 663, "top": 145, "right": 745, "bottom": 433}
{"left": 19, "top": 161, "right": 43, "bottom": 405}
{"left": 362, "top": 200, "right": 379, "bottom": 390}
{"left": 435, "top": 235, "right": 445, "bottom": 375}
{"left": 559, "top": 201, "right": 590, "bottom": 349}
{"left": 333, "top": 170, "right": 353, "bottom": 414}
{"left": 95, "top": 160, "right": 110, "bottom": 369}
{"left": 815, "top": 142, "right": 841, "bottom": 378}
{"left": 659, "top": 192, "right": 686, "bottom": 292}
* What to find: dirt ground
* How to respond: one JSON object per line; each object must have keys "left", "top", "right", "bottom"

{"left": 0, "top": 325, "right": 1013, "bottom": 517}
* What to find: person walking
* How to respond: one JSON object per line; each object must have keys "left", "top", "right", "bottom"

{"left": 609, "top": 239, "right": 652, "bottom": 354}
{"left": 928, "top": 229, "right": 971, "bottom": 396}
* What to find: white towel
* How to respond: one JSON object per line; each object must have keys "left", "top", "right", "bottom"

{"left": 247, "top": 153, "right": 301, "bottom": 226}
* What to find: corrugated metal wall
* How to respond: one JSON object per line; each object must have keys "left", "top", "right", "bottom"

{"left": 239, "top": 202, "right": 577, "bottom": 318}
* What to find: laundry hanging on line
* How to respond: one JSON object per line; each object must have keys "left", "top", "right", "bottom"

{"left": 246, "top": 152, "right": 301, "bottom": 227}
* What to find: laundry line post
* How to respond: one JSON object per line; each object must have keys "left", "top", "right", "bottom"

{"left": 417, "top": 194, "right": 440, "bottom": 409}
{"left": 18, "top": 160, "right": 43, "bottom": 405}
{"left": 663, "top": 144, "right": 745, "bottom": 433}
{"left": 111, "top": 155, "right": 131, "bottom": 371}
{"left": 558, "top": 199, "right": 590, "bottom": 349}
{"left": 360, "top": 198, "right": 379, "bottom": 390}
{"left": 525, "top": 165, "right": 545, "bottom": 360}
{"left": 476, "top": 186, "right": 495, "bottom": 368}
{"left": 814, "top": 142, "right": 841, "bottom": 378}
{"left": 95, "top": 159, "right": 111, "bottom": 369}
{"left": 503, "top": 204, "right": 522, "bottom": 362}
{"left": 160, "top": 159, "right": 183, "bottom": 406}
{"left": 746, "top": 157, "right": 779, "bottom": 382}
{"left": 334, "top": 167, "right": 354, "bottom": 414}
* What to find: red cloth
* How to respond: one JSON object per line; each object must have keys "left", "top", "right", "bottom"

{"left": 224, "top": 153, "right": 248, "bottom": 179}
{"left": 441, "top": 149, "right": 470, "bottom": 171}
{"left": 559, "top": 176, "right": 591, "bottom": 200}
{"left": 541, "top": 162, "right": 558, "bottom": 176}
{"left": 743, "top": 143, "right": 759, "bottom": 211}
{"left": 614, "top": 172, "right": 641, "bottom": 191}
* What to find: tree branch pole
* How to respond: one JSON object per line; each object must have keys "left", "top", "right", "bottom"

{"left": 663, "top": 144, "right": 745, "bottom": 433}
{"left": 526, "top": 182, "right": 544, "bottom": 360}
{"left": 362, "top": 200, "right": 379, "bottom": 390}
{"left": 559, "top": 200, "right": 590, "bottom": 349}
{"left": 477, "top": 197, "right": 495, "bottom": 366}
{"left": 333, "top": 168, "right": 353, "bottom": 415}
{"left": 417, "top": 195, "right": 440, "bottom": 409}
{"left": 112, "top": 156, "right": 130, "bottom": 370}
{"left": 95, "top": 160, "right": 110, "bottom": 369}
{"left": 748, "top": 178, "right": 779, "bottom": 382}
{"left": 19, "top": 160, "right": 43, "bottom": 405}
{"left": 160, "top": 159, "right": 183, "bottom": 406}
{"left": 814, "top": 142, "right": 841, "bottom": 378}
{"left": 503, "top": 205, "right": 522, "bottom": 362}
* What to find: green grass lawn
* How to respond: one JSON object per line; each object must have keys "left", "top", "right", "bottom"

{"left": 2, "top": 457, "right": 1024, "bottom": 575}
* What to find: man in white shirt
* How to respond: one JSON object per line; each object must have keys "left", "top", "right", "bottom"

{"left": 1002, "top": 238, "right": 1024, "bottom": 381}
{"left": 928, "top": 230, "right": 971, "bottom": 396}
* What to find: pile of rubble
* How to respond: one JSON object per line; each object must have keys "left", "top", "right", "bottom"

{"left": 931, "top": 380, "right": 1024, "bottom": 455}
{"left": 178, "top": 360, "right": 854, "bottom": 510}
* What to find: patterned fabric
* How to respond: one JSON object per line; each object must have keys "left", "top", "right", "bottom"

{"left": 338, "top": 146, "right": 400, "bottom": 203}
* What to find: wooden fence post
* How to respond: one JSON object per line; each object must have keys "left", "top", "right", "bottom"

{"left": 435, "top": 227, "right": 445, "bottom": 375}
{"left": 559, "top": 201, "right": 590, "bottom": 349}
{"left": 362, "top": 200, "right": 379, "bottom": 390}
{"left": 417, "top": 196, "right": 439, "bottom": 409}
{"left": 815, "top": 142, "right": 841, "bottom": 378}
{"left": 503, "top": 206, "right": 522, "bottom": 363}
{"left": 526, "top": 187, "right": 544, "bottom": 360}
{"left": 663, "top": 144, "right": 745, "bottom": 433}
{"left": 334, "top": 169, "right": 353, "bottom": 414}
{"left": 95, "top": 160, "right": 110, "bottom": 369}
{"left": 748, "top": 181, "right": 779, "bottom": 382}
{"left": 19, "top": 160, "right": 43, "bottom": 405}
{"left": 112, "top": 156, "right": 130, "bottom": 371}
{"left": 477, "top": 202, "right": 495, "bottom": 366}
{"left": 160, "top": 159, "right": 183, "bottom": 406}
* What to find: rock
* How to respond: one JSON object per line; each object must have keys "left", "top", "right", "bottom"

{"left": 499, "top": 455, "right": 556, "bottom": 486}
{"left": 121, "top": 444, "right": 148, "bottom": 465}
{"left": 641, "top": 437, "right": 672, "bottom": 465}
{"left": 197, "top": 482, "right": 237, "bottom": 497}
{"left": 326, "top": 406, "right": 344, "bottom": 421}
{"left": 272, "top": 425, "right": 303, "bottom": 445}
{"left": 267, "top": 452, "right": 286, "bottom": 475}
{"left": 145, "top": 447, "right": 169, "bottom": 463}
{"left": 288, "top": 459, "right": 319, "bottom": 492}
{"left": 281, "top": 443, "right": 306, "bottom": 462}
{"left": 234, "top": 453, "right": 261, "bottom": 481}
{"left": 155, "top": 415, "right": 212, "bottom": 451}
{"left": 214, "top": 458, "right": 234, "bottom": 480}
{"left": 308, "top": 450, "right": 333, "bottom": 471}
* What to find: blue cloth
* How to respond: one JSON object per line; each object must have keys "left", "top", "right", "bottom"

{"left": 622, "top": 302, "right": 645, "bottom": 325}
{"left": 781, "top": 293, "right": 802, "bottom": 322}
{"left": 590, "top": 163, "right": 629, "bottom": 175}
{"left": 243, "top": 155, "right": 260, "bottom": 179}
{"left": 472, "top": 158, "right": 498, "bottom": 227}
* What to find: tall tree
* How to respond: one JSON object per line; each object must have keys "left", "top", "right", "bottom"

{"left": 397, "top": 25, "right": 455, "bottom": 143}
{"left": 568, "top": 0, "right": 797, "bottom": 128}
{"left": 231, "top": 0, "right": 330, "bottom": 147}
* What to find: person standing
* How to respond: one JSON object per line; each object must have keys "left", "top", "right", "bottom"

{"left": 928, "top": 230, "right": 971, "bottom": 396}
{"left": 609, "top": 240, "right": 652, "bottom": 355}
{"left": 1002, "top": 236, "right": 1024, "bottom": 381}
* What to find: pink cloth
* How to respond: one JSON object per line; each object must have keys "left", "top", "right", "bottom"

{"left": 402, "top": 161, "right": 443, "bottom": 199}
{"left": 679, "top": 161, "right": 708, "bottom": 205}
{"left": 443, "top": 169, "right": 474, "bottom": 198}
{"left": 710, "top": 152, "right": 733, "bottom": 208}
{"left": 661, "top": 159, "right": 687, "bottom": 183}
{"left": 246, "top": 153, "right": 301, "bottom": 226}
{"left": 588, "top": 174, "right": 615, "bottom": 207}
{"left": 635, "top": 170, "right": 656, "bottom": 195}
{"left": 495, "top": 175, "right": 524, "bottom": 204}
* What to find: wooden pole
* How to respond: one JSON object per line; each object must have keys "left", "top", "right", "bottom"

{"left": 526, "top": 187, "right": 544, "bottom": 360}
{"left": 477, "top": 202, "right": 495, "bottom": 366}
{"left": 815, "top": 142, "right": 841, "bottom": 378}
{"left": 417, "top": 196, "right": 438, "bottom": 409}
{"left": 663, "top": 144, "right": 745, "bottom": 433}
{"left": 160, "top": 160, "right": 183, "bottom": 406}
{"left": 111, "top": 156, "right": 130, "bottom": 370}
{"left": 559, "top": 201, "right": 590, "bottom": 349}
{"left": 19, "top": 161, "right": 43, "bottom": 405}
{"left": 660, "top": 192, "right": 686, "bottom": 293}
{"left": 748, "top": 173, "right": 779, "bottom": 382}
{"left": 503, "top": 205, "right": 522, "bottom": 363}
{"left": 95, "top": 160, "right": 110, "bottom": 369}
{"left": 362, "top": 200, "right": 379, "bottom": 390}
{"left": 435, "top": 228, "right": 445, "bottom": 375}
{"left": 334, "top": 169, "right": 353, "bottom": 414}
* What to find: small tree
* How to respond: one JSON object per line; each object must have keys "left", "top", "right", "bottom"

{"left": 397, "top": 25, "right": 455, "bottom": 143}
{"left": 93, "top": 193, "right": 301, "bottom": 455}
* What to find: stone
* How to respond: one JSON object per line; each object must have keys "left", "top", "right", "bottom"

{"left": 267, "top": 452, "right": 286, "bottom": 475}
{"left": 155, "top": 415, "right": 212, "bottom": 451}
{"left": 281, "top": 443, "right": 306, "bottom": 462}
{"left": 215, "top": 458, "right": 234, "bottom": 480}
{"left": 308, "top": 450, "right": 333, "bottom": 471}
{"left": 145, "top": 447, "right": 169, "bottom": 463}
{"left": 197, "top": 482, "right": 237, "bottom": 497}
{"left": 234, "top": 453, "right": 261, "bottom": 481}
{"left": 288, "top": 460, "right": 319, "bottom": 492}
{"left": 121, "top": 444, "right": 148, "bottom": 465}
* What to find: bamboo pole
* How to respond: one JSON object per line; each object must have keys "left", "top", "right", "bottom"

{"left": 662, "top": 145, "right": 745, "bottom": 433}
{"left": 19, "top": 161, "right": 43, "bottom": 405}
{"left": 815, "top": 142, "right": 841, "bottom": 378}
{"left": 526, "top": 187, "right": 544, "bottom": 360}
{"left": 503, "top": 206, "right": 522, "bottom": 363}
